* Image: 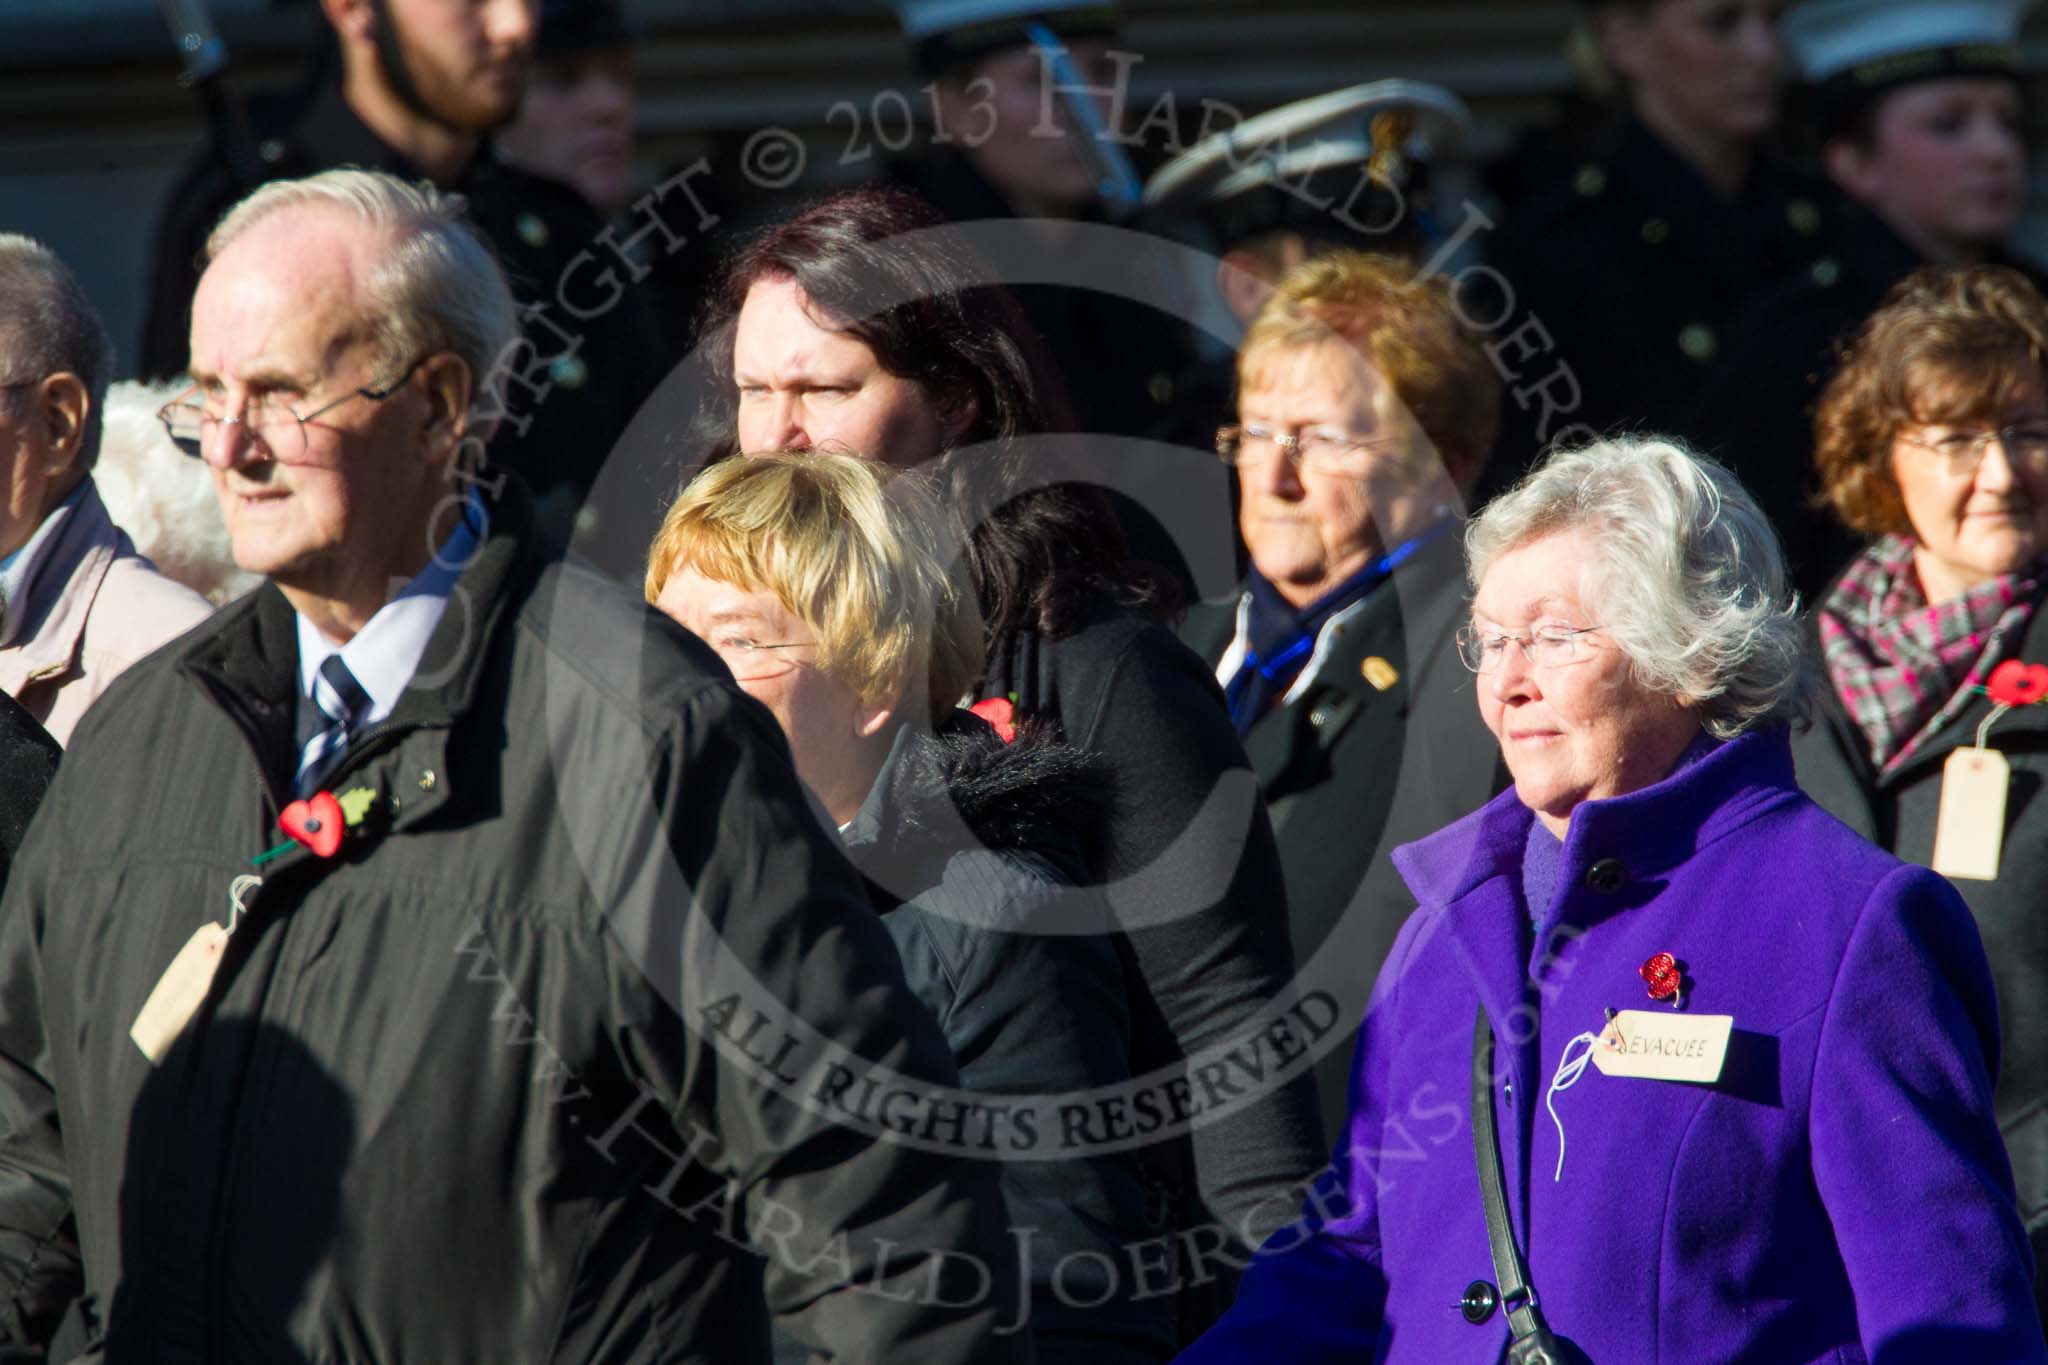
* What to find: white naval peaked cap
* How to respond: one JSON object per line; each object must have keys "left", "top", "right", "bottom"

{"left": 1143, "top": 79, "right": 1470, "bottom": 212}
{"left": 1782, "top": 0, "right": 2033, "bottom": 82}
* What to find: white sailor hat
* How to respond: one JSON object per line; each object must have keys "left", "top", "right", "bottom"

{"left": 1143, "top": 80, "right": 1470, "bottom": 251}
{"left": 1782, "top": 0, "right": 2034, "bottom": 127}
{"left": 897, "top": 0, "right": 1117, "bottom": 75}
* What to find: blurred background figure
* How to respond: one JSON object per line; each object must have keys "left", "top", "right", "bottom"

{"left": 1793, "top": 264, "right": 2048, "bottom": 1330}
{"left": 1688, "top": 0, "right": 2043, "bottom": 600}
{"left": 140, "top": 0, "right": 666, "bottom": 522}
{"left": 649, "top": 450, "right": 1176, "bottom": 1364}
{"left": 1180, "top": 251, "right": 1507, "bottom": 1140}
{"left": 888, "top": 0, "right": 1194, "bottom": 447}
{"left": 93, "top": 379, "right": 264, "bottom": 606}
{"left": 0, "top": 235, "right": 211, "bottom": 746}
{"left": 692, "top": 185, "right": 1326, "bottom": 1342}
{"left": 1487, "top": 0, "right": 1837, "bottom": 493}
{"left": 1141, "top": 80, "right": 1471, "bottom": 469}
{"left": 498, "top": 0, "right": 636, "bottom": 218}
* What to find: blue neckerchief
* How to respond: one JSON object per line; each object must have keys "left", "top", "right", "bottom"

{"left": 1225, "top": 518, "right": 1456, "bottom": 736}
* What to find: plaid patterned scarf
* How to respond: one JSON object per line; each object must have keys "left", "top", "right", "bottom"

{"left": 1818, "top": 534, "right": 2043, "bottom": 774}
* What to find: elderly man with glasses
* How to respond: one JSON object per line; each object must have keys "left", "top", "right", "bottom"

{"left": 0, "top": 236, "right": 212, "bottom": 745}
{"left": 0, "top": 168, "right": 1028, "bottom": 1363}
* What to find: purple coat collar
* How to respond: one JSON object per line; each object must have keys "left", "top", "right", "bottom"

{"left": 1394, "top": 726, "right": 1802, "bottom": 911}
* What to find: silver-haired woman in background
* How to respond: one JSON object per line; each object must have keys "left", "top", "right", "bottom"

{"left": 1180, "top": 436, "right": 2042, "bottom": 1363}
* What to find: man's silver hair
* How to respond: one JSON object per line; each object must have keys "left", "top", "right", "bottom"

{"left": 206, "top": 169, "right": 518, "bottom": 429}
{"left": 0, "top": 234, "right": 117, "bottom": 470}
{"left": 1466, "top": 435, "right": 1808, "bottom": 739}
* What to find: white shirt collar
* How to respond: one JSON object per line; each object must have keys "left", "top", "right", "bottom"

{"left": 295, "top": 492, "right": 486, "bottom": 725}
{"left": 1211, "top": 588, "right": 1379, "bottom": 704}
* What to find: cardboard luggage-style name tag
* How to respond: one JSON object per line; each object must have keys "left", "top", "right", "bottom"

{"left": 129, "top": 875, "right": 258, "bottom": 1065}
{"left": 1594, "top": 1010, "right": 1733, "bottom": 1084}
{"left": 129, "top": 924, "right": 231, "bottom": 1064}
{"left": 1932, "top": 746, "right": 2009, "bottom": 882}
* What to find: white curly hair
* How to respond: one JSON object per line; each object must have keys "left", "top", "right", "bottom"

{"left": 1466, "top": 436, "right": 1809, "bottom": 738}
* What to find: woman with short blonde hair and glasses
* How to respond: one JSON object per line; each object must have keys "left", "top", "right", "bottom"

{"left": 1182, "top": 249, "right": 1506, "bottom": 1142}
{"left": 648, "top": 450, "right": 1174, "bottom": 1363}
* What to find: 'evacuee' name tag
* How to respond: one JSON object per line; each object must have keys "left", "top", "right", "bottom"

{"left": 1593, "top": 1010, "right": 1733, "bottom": 1084}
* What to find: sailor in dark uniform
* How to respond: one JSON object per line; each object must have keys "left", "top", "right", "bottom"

{"left": 1684, "top": 0, "right": 2042, "bottom": 601}
{"left": 140, "top": 0, "right": 668, "bottom": 527}
{"left": 1140, "top": 81, "right": 1471, "bottom": 462}
{"left": 887, "top": 0, "right": 1189, "bottom": 443}
{"left": 1485, "top": 0, "right": 1838, "bottom": 496}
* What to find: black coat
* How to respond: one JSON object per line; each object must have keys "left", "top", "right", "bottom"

{"left": 0, "top": 481, "right": 1029, "bottom": 1363}
{"left": 140, "top": 80, "right": 668, "bottom": 517}
{"left": 840, "top": 717, "right": 1173, "bottom": 1363}
{"left": 0, "top": 692, "right": 58, "bottom": 896}
{"left": 1181, "top": 533, "right": 1508, "bottom": 1141}
{"left": 1683, "top": 209, "right": 1925, "bottom": 601}
{"left": 1793, "top": 590, "right": 2048, "bottom": 1325}
{"left": 980, "top": 597, "right": 1327, "bottom": 1336}
{"left": 1484, "top": 118, "right": 1838, "bottom": 501}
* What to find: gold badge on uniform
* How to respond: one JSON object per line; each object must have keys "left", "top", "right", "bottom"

{"left": 1361, "top": 656, "right": 1400, "bottom": 692}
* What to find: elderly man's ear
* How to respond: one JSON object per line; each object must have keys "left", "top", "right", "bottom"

{"left": 415, "top": 353, "right": 475, "bottom": 465}
{"left": 27, "top": 372, "right": 91, "bottom": 483}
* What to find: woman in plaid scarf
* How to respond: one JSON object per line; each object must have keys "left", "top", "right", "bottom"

{"left": 1794, "top": 264, "right": 2048, "bottom": 1332}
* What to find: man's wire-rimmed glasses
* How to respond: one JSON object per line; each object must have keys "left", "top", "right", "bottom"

{"left": 156, "top": 356, "right": 427, "bottom": 462}
{"left": 1456, "top": 623, "right": 1604, "bottom": 673}
{"left": 1215, "top": 421, "right": 1407, "bottom": 479}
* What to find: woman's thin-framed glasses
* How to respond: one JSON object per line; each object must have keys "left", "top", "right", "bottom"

{"left": 1215, "top": 421, "right": 1405, "bottom": 478}
{"left": 156, "top": 356, "right": 428, "bottom": 462}
{"left": 1899, "top": 420, "right": 2048, "bottom": 477}
{"left": 1456, "top": 623, "right": 1603, "bottom": 673}
{"left": 712, "top": 638, "right": 818, "bottom": 683}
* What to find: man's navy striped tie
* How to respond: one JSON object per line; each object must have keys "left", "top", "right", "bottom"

{"left": 294, "top": 655, "right": 371, "bottom": 797}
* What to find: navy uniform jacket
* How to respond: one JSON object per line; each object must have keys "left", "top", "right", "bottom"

{"left": 140, "top": 80, "right": 669, "bottom": 517}
{"left": 1484, "top": 118, "right": 1837, "bottom": 500}
{"left": 1181, "top": 532, "right": 1507, "bottom": 1142}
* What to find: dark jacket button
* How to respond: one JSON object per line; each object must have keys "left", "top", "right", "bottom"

{"left": 1459, "top": 1279, "right": 1500, "bottom": 1324}
{"left": 1585, "top": 858, "right": 1626, "bottom": 892}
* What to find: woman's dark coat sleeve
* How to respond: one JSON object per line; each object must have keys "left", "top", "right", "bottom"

{"left": 1064, "top": 627, "right": 1325, "bottom": 1244}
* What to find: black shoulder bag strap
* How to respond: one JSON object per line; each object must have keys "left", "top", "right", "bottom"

{"left": 1472, "top": 1005, "right": 1581, "bottom": 1365}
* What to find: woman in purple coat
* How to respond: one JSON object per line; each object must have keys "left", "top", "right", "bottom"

{"left": 1179, "top": 436, "right": 2045, "bottom": 1362}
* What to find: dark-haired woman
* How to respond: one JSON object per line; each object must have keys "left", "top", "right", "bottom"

{"left": 1794, "top": 264, "right": 2048, "bottom": 1328}
{"left": 698, "top": 184, "right": 1327, "bottom": 1338}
